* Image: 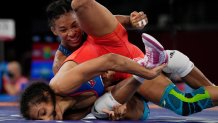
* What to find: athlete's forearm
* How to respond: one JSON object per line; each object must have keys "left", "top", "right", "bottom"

{"left": 51, "top": 53, "right": 164, "bottom": 94}
{"left": 72, "top": 53, "right": 164, "bottom": 83}
{"left": 115, "top": 15, "right": 131, "bottom": 28}
{"left": 77, "top": 53, "right": 157, "bottom": 79}
{"left": 103, "top": 54, "right": 165, "bottom": 80}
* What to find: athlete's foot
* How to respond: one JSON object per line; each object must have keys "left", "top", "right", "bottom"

{"left": 141, "top": 33, "right": 168, "bottom": 68}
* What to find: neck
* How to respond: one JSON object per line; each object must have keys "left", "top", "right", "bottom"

{"left": 61, "top": 40, "right": 83, "bottom": 52}
{"left": 56, "top": 96, "right": 76, "bottom": 113}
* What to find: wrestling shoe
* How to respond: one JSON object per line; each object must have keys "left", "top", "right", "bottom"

{"left": 141, "top": 33, "right": 168, "bottom": 68}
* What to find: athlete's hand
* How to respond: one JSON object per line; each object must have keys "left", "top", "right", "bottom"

{"left": 102, "top": 104, "right": 127, "bottom": 120}
{"left": 145, "top": 63, "right": 167, "bottom": 79}
{"left": 102, "top": 108, "right": 115, "bottom": 120}
{"left": 112, "top": 104, "right": 127, "bottom": 120}
{"left": 130, "top": 11, "right": 148, "bottom": 29}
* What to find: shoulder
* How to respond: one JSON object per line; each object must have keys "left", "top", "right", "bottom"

{"left": 53, "top": 50, "right": 68, "bottom": 74}
{"left": 54, "top": 50, "right": 68, "bottom": 63}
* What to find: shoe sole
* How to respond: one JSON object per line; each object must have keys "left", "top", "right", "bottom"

{"left": 142, "top": 33, "right": 168, "bottom": 64}
{"left": 142, "top": 33, "right": 164, "bottom": 52}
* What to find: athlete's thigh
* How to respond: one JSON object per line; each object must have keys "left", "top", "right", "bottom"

{"left": 72, "top": 0, "right": 118, "bottom": 37}
{"left": 137, "top": 73, "right": 172, "bottom": 104}
{"left": 183, "top": 66, "right": 214, "bottom": 88}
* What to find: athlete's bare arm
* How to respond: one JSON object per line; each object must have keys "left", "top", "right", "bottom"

{"left": 50, "top": 53, "right": 166, "bottom": 94}
{"left": 113, "top": 96, "right": 144, "bottom": 120}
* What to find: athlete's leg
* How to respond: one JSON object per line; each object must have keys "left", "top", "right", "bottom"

{"left": 71, "top": 0, "right": 118, "bottom": 37}
{"left": 138, "top": 74, "right": 216, "bottom": 116}
{"left": 163, "top": 50, "right": 215, "bottom": 89}
{"left": 137, "top": 34, "right": 216, "bottom": 115}
{"left": 183, "top": 67, "right": 215, "bottom": 88}
{"left": 159, "top": 84, "right": 214, "bottom": 116}
{"left": 92, "top": 77, "right": 146, "bottom": 119}
{"left": 92, "top": 33, "right": 168, "bottom": 120}
{"left": 141, "top": 33, "right": 214, "bottom": 89}
{"left": 138, "top": 74, "right": 172, "bottom": 104}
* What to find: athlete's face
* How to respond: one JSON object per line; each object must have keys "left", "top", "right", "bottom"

{"left": 29, "top": 98, "right": 63, "bottom": 120}
{"left": 52, "top": 12, "right": 83, "bottom": 49}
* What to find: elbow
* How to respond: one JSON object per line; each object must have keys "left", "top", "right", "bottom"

{"left": 103, "top": 53, "right": 126, "bottom": 71}
{"left": 49, "top": 79, "right": 65, "bottom": 95}
{"left": 102, "top": 53, "right": 115, "bottom": 64}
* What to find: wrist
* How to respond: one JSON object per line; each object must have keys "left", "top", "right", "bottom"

{"left": 126, "top": 16, "right": 132, "bottom": 27}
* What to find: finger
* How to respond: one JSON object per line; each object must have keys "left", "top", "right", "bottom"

{"left": 139, "top": 11, "right": 144, "bottom": 15}
{"left": 108, "top": 111, "right": 115, "bottom": 120}
{"left": 112, "top": 105, "right": 119, "bottom": 111}
{"left": 136, "top": 12, "right": 148, "bottom": 24}
{"left": 117, "top": 110, "right": 122, "bottom": 119}
{"left": 113, "top": 106, "right": 119, "bottom": 117}
{"left": 102, "top": 109, "right": 114, "bottom": 120}
{"left": 110, "top": 111, "right": 116, "bottom": 120}
{"left": 134, "top": 11, "right": 145, "bottom": 20}
{"left": 130, "top": 11, "right": 139, "bottom": 18}
{"left": 153, "top": 63, "right": 167, "bottom": 73}
{"left": 102, "top": 108, "right": 112, "bottom": 114}
{"left": 149, "top": 63, "right": 167, "bottom": 79}
{"left": 116, "top": 107, "right": 124, "bottom": 118}
{"left": 131, "top": 13, "right": 144, "bottom": 22}
{"left": 158, "top": 63, "right": 167, "bottom": 70}
{"left": 132, "top": 15, "right": 141, "bottom": 22}
{"left": 113, "top": 105, "right": 122, "bottom": 119}
{"left": 111, "top": 112, "right": 116, "bottom": 120}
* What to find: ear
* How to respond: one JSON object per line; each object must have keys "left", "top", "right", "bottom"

{"left": 51, "top": 27, "right": 58, "bottom": 36}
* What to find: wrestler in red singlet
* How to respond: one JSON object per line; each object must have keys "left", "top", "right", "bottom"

{"left": 65, "top": 23, "right": 144, "bottom": 80}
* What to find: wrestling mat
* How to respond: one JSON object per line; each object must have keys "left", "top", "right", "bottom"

{"left": 0, "top": 95, "right": 217, "bottom": 123}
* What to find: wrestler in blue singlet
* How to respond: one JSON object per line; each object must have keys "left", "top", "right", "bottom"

{"left": 68, "top": 76, "right": 105, "bottom": 97}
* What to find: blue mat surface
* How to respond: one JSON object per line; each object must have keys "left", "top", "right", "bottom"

{"left": 0, "top": 103, "right": 218, "bottom": 123}
{"left": 0, "top": 95, "right": 18, "bottom": 102}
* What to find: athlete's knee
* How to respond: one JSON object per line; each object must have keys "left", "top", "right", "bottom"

{"left": 163, "top": 50, "right": 194, "bottom": 77}
{"left": 160, "top": 84, "right": 213, "bottom": 116}
{"left": 71, "top": 0, "right": 94, "bottom": 11}
{"left": 159, "top": 85, "right": 189, "bottom": 116}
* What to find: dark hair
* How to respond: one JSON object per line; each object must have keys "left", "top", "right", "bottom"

{"left": 46, "top": 0, "right": 73, "bottom": 27}
{"left": 20, "top": 82, "right": 56, "bottom": 119}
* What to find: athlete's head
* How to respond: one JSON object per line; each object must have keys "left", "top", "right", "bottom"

{"left": 6, "top": 61, "right": 22, "bottom": 82}
{"left": 20, "top": 82, "right": 63, "bottom": 120}
{"left": 46, "top": 0, "right": 83, "bottom": 49}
